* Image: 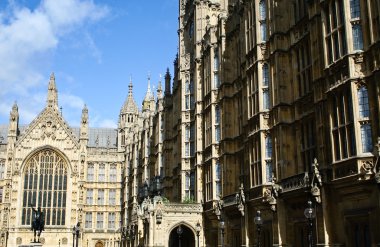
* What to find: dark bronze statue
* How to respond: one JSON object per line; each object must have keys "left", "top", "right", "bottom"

{"left": 29, "top": 205, "right": 44, "bottom": 243}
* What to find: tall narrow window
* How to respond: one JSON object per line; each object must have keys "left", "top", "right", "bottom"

{"left": 350, "top": 0, "right": 360, "bottom": 19}
{"left": 205, "top": 164, "right": 212, "bottom": 201}
{"left": 86, "top": 189, "right": 93, "bottom": 205}
{"left": 0, "top": 159, "right": 5, "bottom": 179}
{"left": 96, "top": 212, "right": 104, "bottom": 229}
{"left": 266, "top": 161, "right": 273, "bottom": 183}
{"left": 184, "top": 173, "right": 191, "bottom": 199}
{"left": 360, "top": 123, "right": 373, "bottom": 153}
{"left": 190, "top": 124, "right": 195, "bottom": 156}
{"left": 185, "top": 80, "right": 191, "bottom": 110}
{"left": 214, "top": 48, "right": 220, "bottom": 88}
{"left": 98, "top": 164, "right": 105, "bottom": 182}
{"left": 259, "top": 0, "right": 267, "bottom": 42}
{"left": 352, "top": 24, "right": 363, "bottom": 50}
{"left": 263, "top": 89, "right": 270, "bottom": 110}
{"left": 108, "top": 212, "right": 115, "bottom": 229}
{"left": 215, "top": 105, "right": 221, "bottom": 142}
{"left": 87, "top": 164, "right": 94, "bottom": 181}
{"left": 358, "top": 86, "right": 369, "bottom": 118}
{"left": 215, "top": 162, "right": 221, "bottom": 198}
{"left": 325, "top": 0, "right": 347, "bottom": 63}
{"left": 21, "top": 149, "right": 68, "bottom": 226}
{"left": 109, "top": 189, "right": 116, "bottom": 206}
{"left": 265, "top": 136, "right": 272, "bottom": 158}
{"left": 265, "top": 135, "right": 273, "bottom": 183}
{"left": 251, "top": 137, "right": 262, "bottom": 186}
{"left": 262, "top": 64, "right": 269, "bottom": 87}
{"left": 98, "top": 189, "right": 104, "bottom": 205}
{"left": 110, "top": 164, "right": 117, "bottom": 182}
{"left": 259, "top": 0, "right": 266, "bottom": 20}
{"left": 185, "top": 125, "right": 190, "bottom": 157}
{"left": 331, "top": 89, "right": 356, "bottom": 161}
{"left": 0, "top": 187, "right": 3, "bottom": 203}
{"left": 85, "top": 212, "right": 92, "bottom": 228}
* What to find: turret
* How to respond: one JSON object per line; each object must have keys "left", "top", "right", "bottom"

{"left": 142, "top": 74, "right": 155, "bottom": 112}
{"left": 164, "top": 68, "right": 171, "bottom": 96}
{"left": 118, "top": 77, "right": 140, "bottom": 149}
{"left": 119, "top": 77, "right": 139, "bottom": 128}
{"left": 47, "top": 73, "right": 58, "bottom": 110}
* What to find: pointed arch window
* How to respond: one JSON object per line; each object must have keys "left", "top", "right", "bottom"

{"left": 22, "top": 149, "right": 68, "bottom": 226}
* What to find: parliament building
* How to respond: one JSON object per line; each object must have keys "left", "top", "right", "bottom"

{"left": 1, "top": 0, "right": 380, "bottom": 246}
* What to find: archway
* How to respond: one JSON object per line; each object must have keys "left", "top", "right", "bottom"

{"left": 95, "top": 241, "right": 104, "bottom": 247}
{"left": 169, "top": 224, "right": 195, "bottom": 247}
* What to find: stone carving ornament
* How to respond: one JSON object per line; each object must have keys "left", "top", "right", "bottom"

{"left": 235, "top": 183, "right": 246, "bottom": 216}
{"left": 41, "top": 118, "right": 57, "bottom": 140}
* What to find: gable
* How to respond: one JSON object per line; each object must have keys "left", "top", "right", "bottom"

{"left": 16, "top": 107, "right": 80, "bottom": 149}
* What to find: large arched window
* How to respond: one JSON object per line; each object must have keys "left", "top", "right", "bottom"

{"left": 22, "top": 149, "right": 68, "bottom": 226}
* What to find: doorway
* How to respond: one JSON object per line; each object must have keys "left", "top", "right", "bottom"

{"left": 168, "top": 224, "right": 195, "bottom": 247}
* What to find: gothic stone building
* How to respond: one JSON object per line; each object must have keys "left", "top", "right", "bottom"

{"left": 1, "top": 0, "right": 380, "bottom": 246}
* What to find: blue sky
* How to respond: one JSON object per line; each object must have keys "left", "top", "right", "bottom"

{"left": 0, "top": 0, "right": 178, "bottom": 128}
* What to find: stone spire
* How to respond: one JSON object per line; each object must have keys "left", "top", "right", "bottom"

{"left": 121, "top": 76, "right": 139, "bottom": 114}
{"left": 144, "top": 73, "right": 154, "bottom": 102}
{"left": 47, "top": 72, "right": 58, "bottom": 109}
{"left": 164, "top": 68, "right": 171, "bottom": 96}
{"left": 142, "top": 74, "right": 155, "bottom": 111}
{"left": 157, "top": 74, "right": 163, "bottom": 99}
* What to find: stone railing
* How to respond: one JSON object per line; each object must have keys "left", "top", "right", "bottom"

{"left": 162, "top": 203, "right": 202, "bottom": 213}
{"left": 280, "top": 173, "right": 309, "bottom": 193}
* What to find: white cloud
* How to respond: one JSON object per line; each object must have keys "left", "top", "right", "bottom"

{"left": 0, "top": 0, "right": 109, "bottom": 126}
{"left": 60, "top": 93, "right": 85, "bottom": 110}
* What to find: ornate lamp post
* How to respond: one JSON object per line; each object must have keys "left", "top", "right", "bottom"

{"left": 195, "top": 222, "right": 201, "bottom": 247}
{"left": 254, "top": 211, "right": 263, "bottom": 247}
{"left": 219, "top": 220, "right": 225, "bottom": 247}
{"left": 72, "top": 223, "right": 80, "bottom": 247}
{"left": 177, "top": 225, "right": 183, "bottom": 247}
{"left": 304, "top": 201, "right": 316, "bottom": 247}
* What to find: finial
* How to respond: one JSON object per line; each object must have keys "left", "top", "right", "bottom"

{"left": 128, "top": 75, "right": 133, "bottom": 96}
{"left": 12, "top": 101, "right": 18, "bottom": 110}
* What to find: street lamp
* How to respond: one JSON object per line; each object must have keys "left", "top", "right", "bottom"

{"left": 195, "top": 222, "right": 201, "bottom": 247}
{"left": 304, "top": 201, "right": 316, "bottom": 247}
{"left": 254, "top": 211, "right": 263, "bottom": 247}
{"left": 72, "top": 223, "right": 80, "bottom": 247}
{"left": 177, "top": 225, "right": 183, "bottom": 247}
{"left": 219, "top": 220, "right": 225, "bottom": 247}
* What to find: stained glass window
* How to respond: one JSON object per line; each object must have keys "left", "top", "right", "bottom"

{"left": 22, "top": 149, "right": 67, "bottom": 226}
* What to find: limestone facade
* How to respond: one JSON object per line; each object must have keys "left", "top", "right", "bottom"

{"left": 1, "top": 0, "right": 380, "bottom": 246}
